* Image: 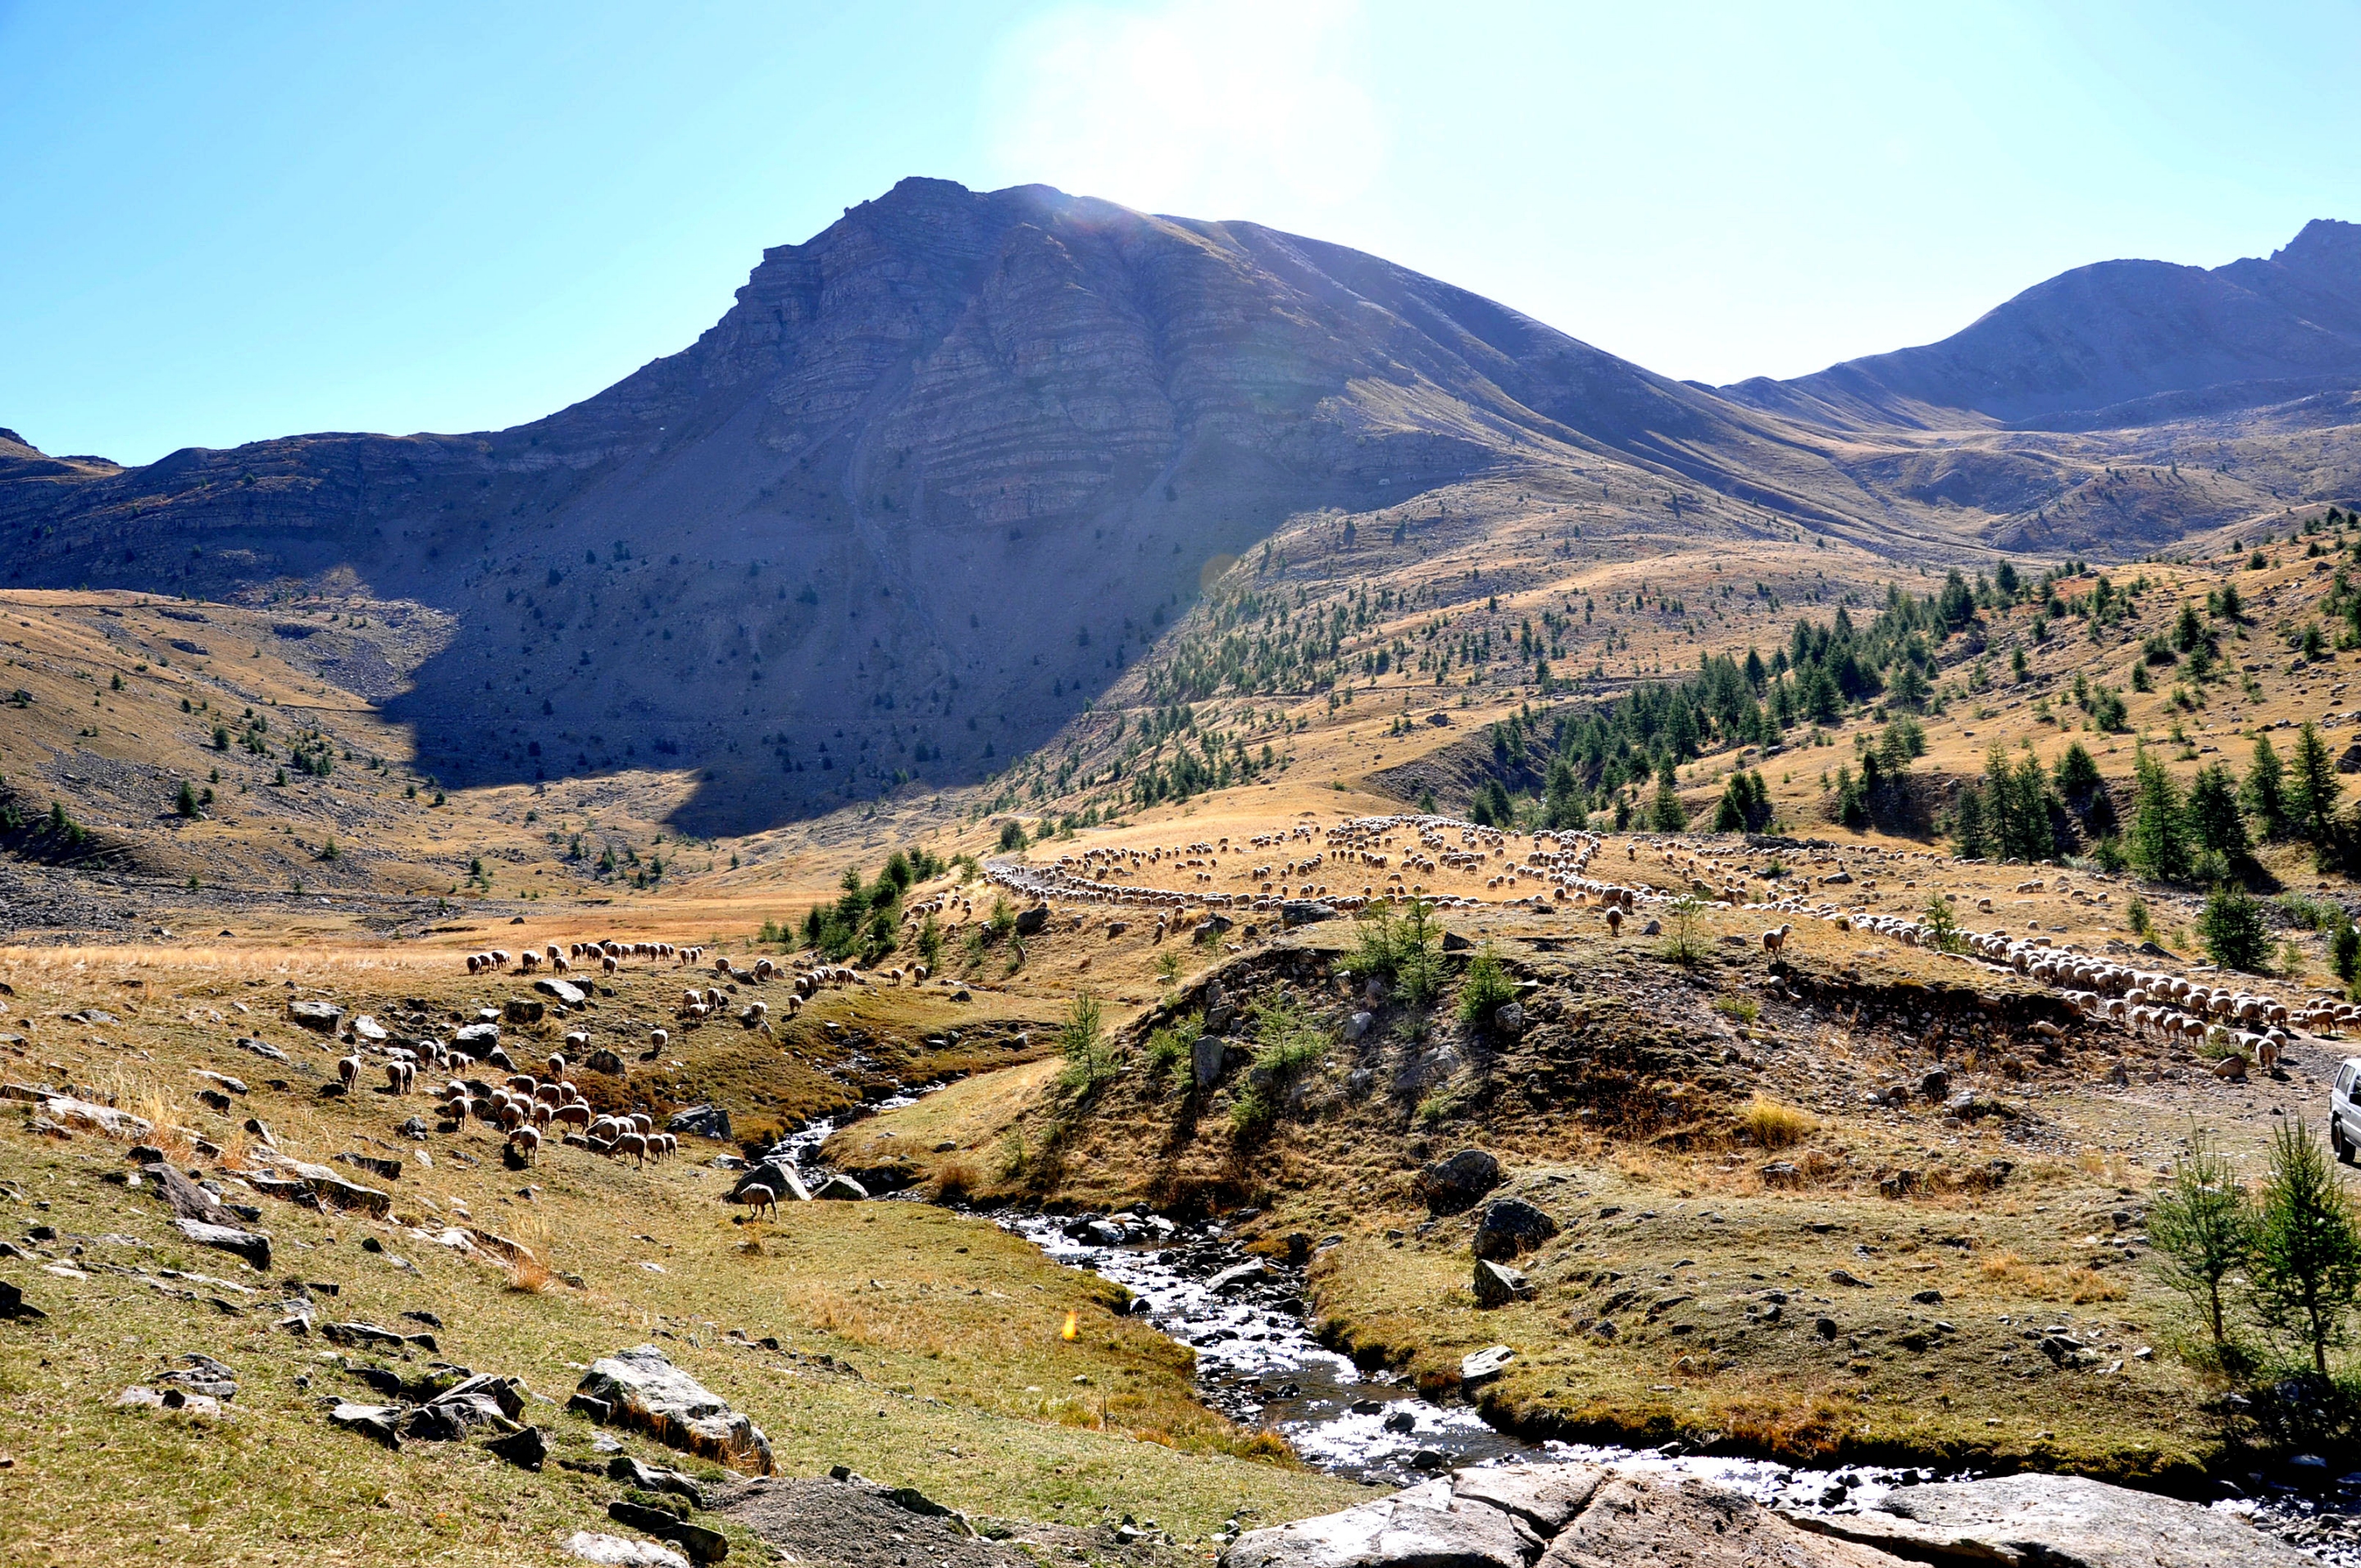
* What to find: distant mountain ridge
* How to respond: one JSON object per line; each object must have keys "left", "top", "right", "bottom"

{"left": 1723, "top": 219, "right": 2361, "bottom": 429}
{"left": 5, "top": 184, "right": 2359, "bottom": 833}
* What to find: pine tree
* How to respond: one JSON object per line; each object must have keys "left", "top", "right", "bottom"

{"left": 2251, "top": 1119, "right": 2361, "bottom": 1375}
{"left": 2244, "top": 735, "right": 2288, "bottom": 840}
{"left": 2186, "top": 761, "right": 2250, "bottom": 862}
{"left": 2129, "top": 748, "right": 2190, "bottom": 882}
{"left": 1649, "top": 777, "right": 1690, "bottom": 833}
{"left": 2289, "top": 722, "right": 2341, "bottom": 843}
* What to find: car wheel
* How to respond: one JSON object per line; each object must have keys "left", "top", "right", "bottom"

{"left": 2337, "top": 1127, "right": 2355, "bottom": 1165}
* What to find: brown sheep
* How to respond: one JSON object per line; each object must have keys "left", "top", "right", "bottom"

{"left": 1763, "top": 924, "right": 1792, "bottom": 956}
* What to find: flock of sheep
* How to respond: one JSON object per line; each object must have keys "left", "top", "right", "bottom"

{"left": 462, "top": 940, "right": 711, "bottom": 977}
{"left": 980, "top": 812, "right": 2353, "bottom": 1079}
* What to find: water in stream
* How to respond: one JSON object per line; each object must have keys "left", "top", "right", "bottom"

{"left": 994, "top": 1207, "right": 2360, "bottom": 1563}
{"left": 778, "top": 1091, "right": 2352, "bottom": 1561}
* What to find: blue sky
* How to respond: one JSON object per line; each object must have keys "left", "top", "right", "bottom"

{"left": 3, "top": 0, "right": 2356, "bottom": 465}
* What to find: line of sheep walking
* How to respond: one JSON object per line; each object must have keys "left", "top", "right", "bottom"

{"left": 466, "top": 941, "right": 709, "bottom": 977}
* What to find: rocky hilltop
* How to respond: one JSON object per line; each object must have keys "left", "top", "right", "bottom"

{"left": 0, "top": 180, "right": 1888, "bottom": 830}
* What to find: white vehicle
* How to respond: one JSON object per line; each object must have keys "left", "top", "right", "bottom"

{"left": 2333, "top": 1058, "right": 2361, "bottom": 1162}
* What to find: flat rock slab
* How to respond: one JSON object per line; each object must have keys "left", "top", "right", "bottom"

{"left": 171, "top": 1218, "right": 272, "bottom": 1271}
{"left": 575, "top": 1345, "right": 775, "bottom": 1475}
{"left": 137, "top": 1161, "right": 239, "bottom": 1226}
{"left": 43, "top": 1095, "right": 152, "bottom": 1139}
{"left": 1785, "top": 1473, "right": 2315, "bottom": 1568}
{"left": 535, "top": 977, "right": 589, "bottom": 1006}
{"left": 1544, "top": 1472, "right": 1901, "bottom": 1568}
{"left": 1228, "top": 1478, "right": 1531, "bottom": 1568}
{"left": 1235, "top": 1469, "right": 1908, "bottom": 1568}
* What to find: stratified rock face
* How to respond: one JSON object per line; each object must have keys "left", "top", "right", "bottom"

{"left": 1784, "top": 1472, "right": 2314, "bottom": 1568}
{"left": 0, "top": 179, "right": 1840, "bottom": 834}
{"left": 1729, "top": 218, "right": 2361, "bottom": 429}
{"left": 574, "top": 1344, "right": 775, "bottom": 1475}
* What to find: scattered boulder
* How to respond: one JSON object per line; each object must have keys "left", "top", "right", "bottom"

{"left": 1012, "top": 905, "right": 1049, "bottom": 937}
{"left": 1785, "top": 1472, "right": 2314, "bottom": 1567}
{"left": 1209, "top": 1260, "right": 1271, "bottom": 1295}
{"left": 0, "top": 1281, "right": 45, "bottom": 1320}
{"left": 609, "top": 1501, "right": 728, "bottom": 1564}
{"left": 351, "top": 1016, "right": 389, "bottom": 1043}
{"left": 1192, "top": 1034, "right": 1228, "bottom": 1089}
{"left": 1343, "top": 1011, "right": 1374, "bottom": 1042}
{"left": 1459, "top": 1346, "right": 1513, "bottom": 1382}
{"left": 286, "top": 1000, "right": 344, "bottom": 1033}
{"left": 1471, "top": 1198, "right": 1558, "bottom": 1260}
{"left": 1472, "top": 1260, "right": 1531, "bottom": 1308}
{"left": 1225, "top": 1477, "right": 1528, "bottom": 1568}
{"left": 171, "top": 1218, "right": 272, "bottom": 1271}
{"left": 453, "top": 1022, "right": 501, "bottom": 1057}
{"left": 484, "top": 1425, "right": 548, "bottom": 1470}
{"left": 586, "top": 1049, "right": 627, "bottom": 1076}
{"left": 134, "top": 1161, "right": 239, "bottom": 1225}
{"left": 1440, "top": 931, "right": 1473, "bottom": 952}
{"left": 562, "top": 1532, "right": 689, "bottom": 1568}
{"left": 534, "top": 977, "right": 588, "bottom": 1006}
{"left": 503, "top": 998, "right": 545, "bottom": 1025}
{"left": 335, "top": 1152, "right": 403, "bottom": 1181}
{"left": 1417, "top": 1149, "right": 1503, "bottom": 1215}
{"left": 40, "top": 1095, "right": 152, "bottom": 1139}
{"left": 609, "top": 1454, "right": 707, "bottom": 1507}
{"left": 1281, "top": 901, "right": 1337, "bottom": 928}
{"left": 573, "top": 1345, "right": 776, "bottom": 1475}
{"left": 329, "top": 1402, "right": 403, "bottom": 1448}
{"left": 812, "top": 1175, "right": 869, "bottom": 1202}
{"left": 668, "top": 1106, "right": 732, "bottom": 1142}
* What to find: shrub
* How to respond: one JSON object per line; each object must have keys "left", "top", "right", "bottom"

{"left": 2199, "top": 884, "right": 2270, "bottom": 973}
{"left": 2253, "top": 1118, "right": 2361, "bottom": 1374}
{"left": 997, "top": 819, "right": 1029, "bottom": 852}
{"left": 2147, "top": 1127, "right": 2254, "bottom": 1351}
{"left": 1712, "top": 994, "right": 1758, "bottom": 1025}
{"left": 1144, "top": 1011, "right": 1203, "bottom": 1096}
{"left": 1454, "top": 943, "right": 1517, "bottom": 1026}
{"left": 1057, "top": 991, "right": 1116, "bottom": 1093}
{"left": 1660, "top": 892, "right": 1707, "bottom": 964}
{"left": 1739, "top": 1096, "right": 1816, "bottom": 1150}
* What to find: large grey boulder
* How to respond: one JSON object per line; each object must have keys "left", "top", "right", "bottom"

{"left": 534, "top": 977, "right": 588, "bottom": 1006}
{"left": 1783, "top": 1473, "right": 2313, "bottom": 1567}
{"left": 1013, "top": 904, "right": 1049, "bottom": 936}
{"left": 573, "top": 1345, "right": 775, "bottom": 1475}
{"left": 136, "top": 1161, "right": 239, "bottom": 1226}
{"left": 1472, "top": 1198, "right": 1558, "bottom": 1260}
{"left": 1419, "top": 1149, "right": 1503, "bottom": 1215}
{"left": 453, "top": 1021, "right": 501, "bottom": 1057}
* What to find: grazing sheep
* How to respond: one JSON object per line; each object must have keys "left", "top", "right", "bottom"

{"left": 384, "top": 1060, "right": 412, "bottom": 1094}
{"left": 518, "top": 950, "right": 540, "bottom": 974}
{"left": 1605, "top": 907, "right": 1623, "bottom": 937}
{"left": 507, "top": 1125, "right": 541, "bottom": 1165}
{"left": 739, "top": 1181, "right": 777, "bottom": 1220}
{"left": 650, "top": 1027, "right": 669, "bottom": 1052}
{"left": 1763, "top": 924, "right": 1791, "bottom": 956}
{"left": 630, "top": 1112, "right": 653, "bottom": 1135}
{"left": 337, "top": 1054, "right": 361, "bottom": 1092}
{"left": 612, "top": 1132, "right": 648, "bottom": 1167}
{"left": 546, "top": 1052, "right": 566, "bottom": 1079}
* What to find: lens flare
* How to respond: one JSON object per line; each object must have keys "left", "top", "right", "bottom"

{"left": 1061, "top": 1310, "right": 1079, "bottom": 1341}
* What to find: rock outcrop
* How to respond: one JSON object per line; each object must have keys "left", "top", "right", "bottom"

{"left": 1228, "top": 1468, "right": 2309, "bottom": 1568}
{"left": 573, "top": 1345, "right": 775, "bottom": 1475}
{"left": 1783, "top": 1473, "right": 2313, "bottom": 1568}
